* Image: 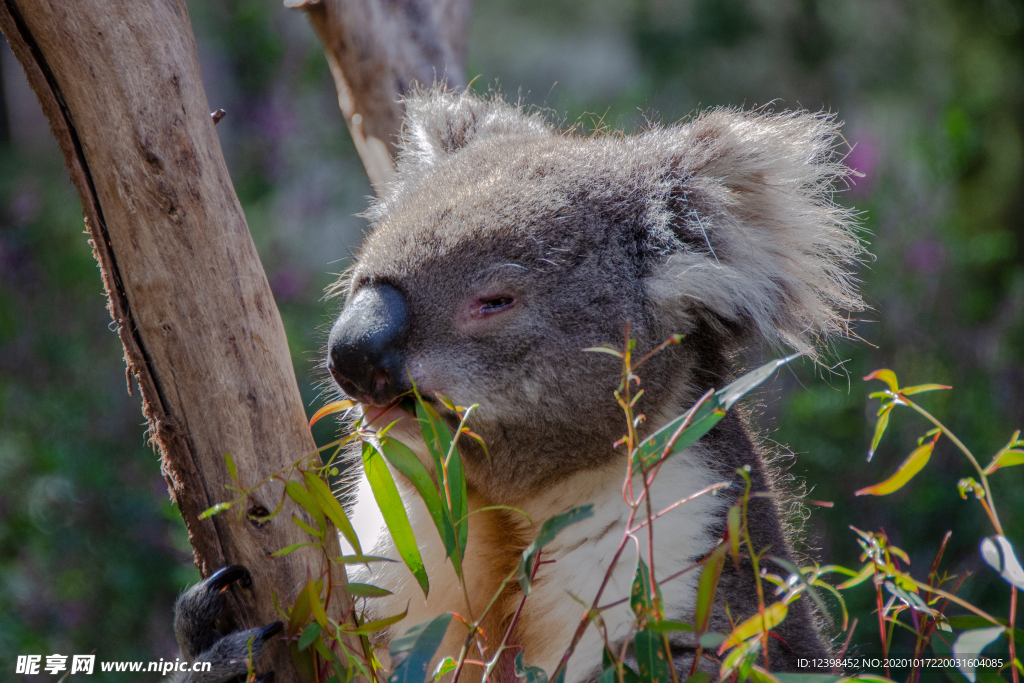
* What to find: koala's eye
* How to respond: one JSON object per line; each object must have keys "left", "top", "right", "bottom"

{"left": 475, "top": 295, "right": 517, "bottom": 317}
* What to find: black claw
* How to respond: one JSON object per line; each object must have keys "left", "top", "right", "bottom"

{"left": 259, "top": 621, "right": 284, "bottom": 641}
{"left": 206, "top": 564, "right": 252, "bottom": 592}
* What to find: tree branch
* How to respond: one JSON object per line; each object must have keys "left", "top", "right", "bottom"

{"left": 0, "top": 2, "right": 357, "bottom": 680}
{"left": 289, "top": 0, "right": 474, "bottom": 192}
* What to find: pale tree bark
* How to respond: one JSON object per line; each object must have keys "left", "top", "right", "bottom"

{"left": 287, "top": 0, "right": 475, "bottom": 192}
{"left": 0, "top": 1, "right": 359, "bottom": 680}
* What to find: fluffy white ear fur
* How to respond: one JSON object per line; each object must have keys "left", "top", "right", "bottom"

{"left": 642, "top": 109, "right": 866, "bottom": 355}
{"left": 396, "top": 87, "right": 552, "bottom": 169}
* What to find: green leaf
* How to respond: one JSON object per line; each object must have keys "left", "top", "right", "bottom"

{"left": 698, "top": 633, "right": 726, "bottom": 648}
{"left": 864, "top": 369, "right": 899, "bottom": 393}
{"left": 518, "top": 505, "right": 595, "bottom": 595}
{"left": 389, "top": 613, "right": 453, "bottom": 683}
{"left": 286, "top": 480, "right": 326, "bottom": 536}
{"left": 634, "top": 630, "right": 671, "bottom": 683}
{"left": 380, "top": 436, "right": 456, "bottom": 561}
{"left": 932, "top": 633, "right": 970, "bottom": 683}
{"left": 341, "top": 582, "right": 393, "bottom": 598}
{"left": 768, "top": 556, "right": 830, "bottom": 625}
{"left": 633, "top": 355, "right": 800, "bottom": 474}
{"left": 719, "top": 602, "right": 787, "bottom": 651}
{"left": 867, "top": 403, "right": 894, "bottom": 462}
{"left": 343, "top": 607, "right": 409, "bottom": 635}
{"left": 685, "top": 674, "right": 713, "bottom": 683}
{"left": 514, "top": 652, "right": 550, "bottom": 683}
{"left": 304, "top": 470, "right": 362, "bottom": 556}
{"left": 416, "top": 400, "right": 467, "bottom": 563}
{"left": 953, "top": 627, "right": 1006, "bottom": 682}
{"left": 901, "top": 383, "right": 952, "bottom": 395}
{"left": 292, "top": 513, "right": 325, "bottom": 539}
{"left": 337, "top": 554, "right": 397, "bottom": 565}
{"left": 646, "top": 620, "right": 695, "bottom": 633}
{"left": 975, "top": 669, "right": 1008, "bottom": 683}
{"left": 727, "top": 505, "right": 741, "bottom": 566}
{"left": 883, "top": 581, "right": 934, "bottom": 614}
{"left": 750, "top": 665, "right": 783, "bottom": 683}
{"left": 272, "top": 542, "right": 316, "bottom": 557}
{"left": 287, "top": 577, "right": 314, "bottom": 637}
{"left": 856, "top": 440, "right": 934, "bottom": 496}
{"left": 312, "top": 638, "right": 349, "bottom": 683}
{"left": 631, "top": 558, "right": 662, "bottom": 622}
{"left": 718, "top": 353, "right": 803, "bottom": 411}
{"left": 774, "top": 676, "right": 846, "bottom": 683}
{"left": 432, "top": 658, "right": 457, "bottom": 681}
{"left": 199, "top": 501, "right": 232, "bottom": 519}
{"left": 986, "top": 449, "right": 1024, "bottom": 474}
{"left": 224, "top": 452, "right": 237, "bottom": 482}
{"left": 947, "top": 616, "right": 1001, "bottom": 630}
{"left": 694, "top": 544, "right": 728, "bottom": 633}
{"left": 307, "top": 578, "right": 329, "bottom": 629}
{"left": 600, "top": 650, "right": 641, "bottom": 683}
{"left": 362, "top": 442, "right": 429, "bottom": 596}
{"left": 836, "top": 563, "right": 874, "bottom": 589}
{"left": 298, "top": 622, "right": 322, "bottom": 651}
{"left": 583, "top": 346, "right": 625, "bottom": 358}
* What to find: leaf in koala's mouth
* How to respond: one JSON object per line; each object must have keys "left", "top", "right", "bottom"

{"left": 308, "top": 399, "right": 356, "bottom": 427}
{"left": 363, "top": 397, "right": 417, "bottom": 429}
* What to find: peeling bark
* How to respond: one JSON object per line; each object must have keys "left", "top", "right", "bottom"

{"left": 0, "top": 1, "right": 358, "bottom": 680}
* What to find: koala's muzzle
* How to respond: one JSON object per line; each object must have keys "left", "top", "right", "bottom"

{"left": 327, "top": 284, "right": 411, "bottom": 406}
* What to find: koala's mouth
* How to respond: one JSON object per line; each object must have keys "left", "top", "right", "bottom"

{"left": 361, "top": 395, "right": 419, "bottom": 430}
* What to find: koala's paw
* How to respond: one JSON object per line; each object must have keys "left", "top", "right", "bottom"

{"left": 171, "top": 565, "right": 283, "bottom": 683}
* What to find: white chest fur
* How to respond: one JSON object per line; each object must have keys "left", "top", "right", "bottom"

{"left": 343, "top": 446, "right": 724, "bottom": 683}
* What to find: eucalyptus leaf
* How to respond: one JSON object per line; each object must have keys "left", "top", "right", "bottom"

{"left": 633, "top": 354, "right": 799, "bottom": 473}
{"left": 298, "top": 622, "right": 322, "bottom": 651}
{"left": 953, "top": 627, "right": 1005, "bottom": 682}
{"left": 633, "top": 629, "right": 671, "bottom": 683}
{"left": 380, "top": 436, "right": 456, "bottom": 559}
{"left": 341, "top": 582, "right": 393, "bottom": 598}
{"left": 389, "top": 613, "right": 453, "bottom": 683}
{"left": 518, "top": 505, "right": 594, "bottom": 595}
{"left": 980, "top": 535, "right": 1024, "bottom": 589}
{"left": 362, "top": 442, "right": 429, "bottom": 596}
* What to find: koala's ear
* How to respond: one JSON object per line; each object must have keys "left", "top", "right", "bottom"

{"left": 641, "top": 109, "right": 867, "bottom": 356}
{"left": 396, "top": 86, "right": 553, "bottom": 169}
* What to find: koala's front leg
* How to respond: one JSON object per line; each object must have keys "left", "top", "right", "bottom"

{"left": 171, "top": 565, "right": 282, "bottom": 683}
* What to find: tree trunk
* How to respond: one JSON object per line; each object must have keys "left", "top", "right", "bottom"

{"left": 0, "top": 1, "right": 357, "bottom": 680}
{"left": 289, "top": 0, "right": 475, "bottom": 192}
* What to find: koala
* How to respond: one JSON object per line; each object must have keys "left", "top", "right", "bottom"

{"left": 173, "top": 87, "right": 864, "bottom": 682}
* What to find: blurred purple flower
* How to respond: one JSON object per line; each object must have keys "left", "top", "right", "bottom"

{"left": 846, "top": 133, "right": 880, "bottom": 196}
{"left": 270, "top": 266, "right": 308, "bottom": 302}
{"left": 250, "top": 99, "right": 296, "bottom": 144}
{"left": 59, "top": 599, "right": 87, "bottom": 628}
{"left": 904, "top": 239, "right": 947, "bottom": 273}
{"left": 8, "top": 181, "right": 42, "bottom": 226}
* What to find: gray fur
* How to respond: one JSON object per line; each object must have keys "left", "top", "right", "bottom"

{"left": 342, "top": 87, "right": 863, "bottom": 495}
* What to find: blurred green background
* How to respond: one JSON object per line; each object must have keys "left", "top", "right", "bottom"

{"left": 1, "top": 0, "right": 1021, "bottom": 679}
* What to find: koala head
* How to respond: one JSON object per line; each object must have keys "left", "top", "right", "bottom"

{"left": 326, "top": 88, "right": 864, "bottom": 500}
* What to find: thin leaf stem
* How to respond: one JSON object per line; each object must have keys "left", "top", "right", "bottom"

{"left": 739, "top": 470, "right": 770, "bottom": 672}
{"left": 1010, "top": 586, "right": 1019, "bottom": 683}
{"left": 903, "top": 398, "right": 1003, "bottom": 534}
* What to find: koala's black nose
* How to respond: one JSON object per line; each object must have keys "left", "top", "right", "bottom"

{"left": 327, "top": 284, "right": 411, "bottom": 406}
